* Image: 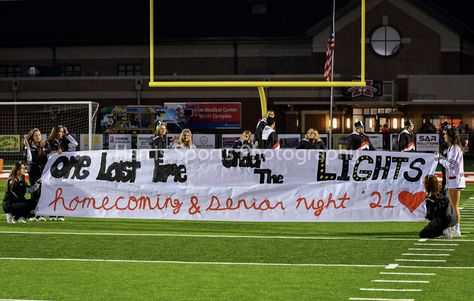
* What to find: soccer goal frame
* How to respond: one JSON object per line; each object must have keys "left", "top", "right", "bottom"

{"left": 0, "top": 101, "right": 98, "bottom": 151}
{"left": 148, "top": 0, "right": 367, "bottom": 116}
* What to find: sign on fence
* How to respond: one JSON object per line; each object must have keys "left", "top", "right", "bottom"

{"left": 0, "top": 135, "right": 20, "bottom": 152}
{"left": 108, "top": 134, "right": 132, "bottom": 149}
{"left": 416, "top": 134, "right": 439, "bottom": 152}
{"left": 366, "top": 134, "right": 383, "bottom": 150}
{"left": 37, "top": 149, "right": 437, "bottom": 222}
{"left": 80, "top": 134, "right": 104, "bottom": 150}
{"left": 136, "top": 134, "right": 153, "bottom": 149}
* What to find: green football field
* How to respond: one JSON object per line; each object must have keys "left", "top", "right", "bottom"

{"left": 0, "top": 184, "right": 473, "bottom": 300}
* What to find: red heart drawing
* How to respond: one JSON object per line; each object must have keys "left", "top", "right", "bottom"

{"left": 398, "top": 191, "right": 427, "bottom": 213}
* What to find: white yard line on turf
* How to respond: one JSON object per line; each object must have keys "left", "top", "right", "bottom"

{"left": 398, "top": 265, "right": 474, "bottom": 269}
{"left": 395, "top": 259, "right": 446, "bottom": 262}
{"left": 359, "top": 288, "right": 422, "bottom": 292}
{"left": 408, "top": 248, "right": 454, "bottom": 251}
{"left": 349, "top": 298, "right": 414, "bottom": 301}
{"left": 0, "top": 299, "right": 54, "bottom": 301}
{"left": 3, "top": 231, "right": 471, "bottom": 242}
{"left": 0, "top": 257, "right": 385, "bottom": 268}
{"left": 414, "top": 243, "right": 459, "bottom": 246}
{"left": 401, "top": 253, "right": 449, "bottom": 256}
{"left": 371, "top": 280, "right": 429, "bottom": 283}
{"left": 379, "top": 272, "right": 435, "bottom": 276}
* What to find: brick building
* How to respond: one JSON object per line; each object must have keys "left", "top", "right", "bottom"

{"left": 0, "top": 0, "right": 473, "bottom": 140}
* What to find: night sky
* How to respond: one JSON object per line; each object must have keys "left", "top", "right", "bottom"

{"left": 0, "top": 0, "right": 473, "bottom": 46}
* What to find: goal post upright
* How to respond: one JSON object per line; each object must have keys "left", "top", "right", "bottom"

{"left": 88, "top": 101, "right": 93, "bottom": 151}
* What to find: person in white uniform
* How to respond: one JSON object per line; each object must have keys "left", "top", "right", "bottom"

{"left": 436, "top": 127, "right": 465, "bottom": 236}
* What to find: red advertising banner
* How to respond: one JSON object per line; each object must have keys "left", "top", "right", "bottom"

{"left": 165, "top": 102, "right": 241, "bottom": 129}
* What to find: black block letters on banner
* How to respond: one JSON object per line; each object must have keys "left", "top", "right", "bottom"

{"left": 96, "top": 151, "right": 141, "bottom": 183}
{"left": 50, "top": 155, "right": 91, "bottom": 180}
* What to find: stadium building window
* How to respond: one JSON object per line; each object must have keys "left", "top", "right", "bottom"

{"left": 370, "top": 26, "right": 401, "bottom": 56}
{"left": 61, "top": 64, "right": 82, "bottom": 76}
{"left": 0, "top": 65, "right": 22, "bottom": 77}
{"left": 118, "top": 64, "right": 142, "bottom": 76}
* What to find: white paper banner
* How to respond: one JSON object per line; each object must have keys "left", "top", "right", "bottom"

{"left": 37, "top": 149, "right": 437, "bottom": 222}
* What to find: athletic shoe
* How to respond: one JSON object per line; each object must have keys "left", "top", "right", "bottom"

{"left": 5, "top": 213, "right": 15, "bottom": 224}
{"left": 17, "top": 217, "right": 27, "bottom": 224}
{"left": 57, "top": 217, "right": 65, "bottom": 222}
{"left": 442, "top": 227, "right": 453, "bottom": 239}
{"left": 28, "top": 217, "right": 38, "bottom": 222}
{"left": 37, "top": 216, "right": 46, "bottom": 222}
{"left": 453, "top": 224, "right": 461, "bottom": 237}
{"left": 49, "top": 217, "right": 57, "bottom": 221}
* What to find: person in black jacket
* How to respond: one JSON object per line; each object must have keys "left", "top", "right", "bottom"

{"left": 150, "top": 122, "right": 168, "bottom": 149}
{"left": 419, "top": 175, "right": 457, "bottom": 239}
{"left": 347, "top": 121, "right": 375, "bottom": 150}
{"left": 23, "top": 128, "right": 48, "bottom": 222}
{"left": 438, "top": 122, "right": 452, "bottom": 194}
{"left": 3, "top": 161, "right": 41, "bottom": 224}
{"left": 46, "top": 125, "right": 78, "bottom": 221}
{"left": 46, "top": 125, "right": 78, "bottom": 154}
{"left": 296, "top": 128, "right": 325, "bottom": 149}
{"left": 254, "top": 110, "right": 275, "bottom": 148}
{"left": 261, "top": 118, "right": 279, "bottom": 149}
{"left": 232, "top": 130, "right": 254, "bottom": 149}
{"left": 398, "top": 119, "right": 416, "bottom": 152}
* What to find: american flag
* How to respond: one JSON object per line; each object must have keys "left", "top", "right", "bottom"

{"left": 324, "top": 27, "right": 335, "bottom": 81}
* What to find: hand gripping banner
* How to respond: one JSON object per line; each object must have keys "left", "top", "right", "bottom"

{"left": 37, "top": 149, "right": 437, "bottom": 222}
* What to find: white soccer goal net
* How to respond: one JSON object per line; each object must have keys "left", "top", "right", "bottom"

{"left": 0, "top": 101, "right": 99, "bottom": 164}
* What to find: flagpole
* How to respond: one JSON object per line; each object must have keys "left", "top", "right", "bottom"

{"left": 329, "top": 0, "right": 336, "bottom": 149}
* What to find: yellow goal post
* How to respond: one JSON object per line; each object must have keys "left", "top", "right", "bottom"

{"left": 148, "top": 0, "right": 366, "bottom": 117}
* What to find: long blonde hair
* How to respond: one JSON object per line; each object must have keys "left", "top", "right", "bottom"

{"left": 305, "top": 128, "right": 320, "bottom": 140}
{"left": 177, "top": 128, "right": 194, "bottom": 148}
{"left": 154, "top": 123, "right": 167, "bottom": 137}
{"left": 240, "top": 130, "right": 251, "bottom": 142}
{"left": 26, "top": 128, "right": 45, "bottom": 155}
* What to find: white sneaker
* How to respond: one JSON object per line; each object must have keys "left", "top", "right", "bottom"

{"left": 28, "top": 217, "right": 38, "bottom": 222}
{"left": 443, "top": 227, "right": 453, "bottom": 239}
{"left": 37, "top": 216, "right": 46, "bottom": 222}
{"left": 17, "top": 217, "right": 27, "bottom": 224}
{"left": 453, "top": 224, "right": 461, "bottom": 237}
{"left": 5, "top": 213, "right": 15, "bottom": 224}
{"left": 49, "top": 217, "right": 57, "bottom": 221}
{"left": 57, "top": 217, "right": 65, "bottom": 222}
